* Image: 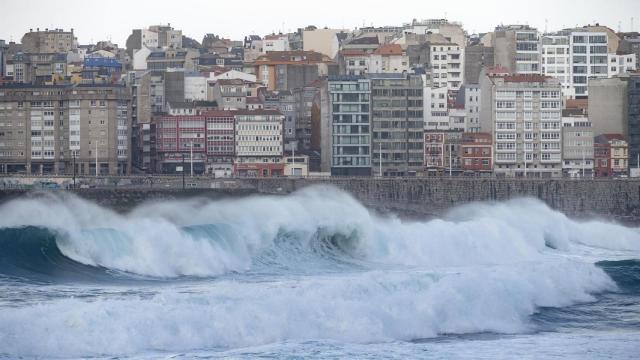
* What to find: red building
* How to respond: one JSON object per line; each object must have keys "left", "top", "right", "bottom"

{"left": 594, "top": 134, "right": 629, "bottom": 177}
{"left": 424, "top": 132, "right": 445, "bottom": 169}
{"left": 156, "top": 114, "right": 207, "bottom": 174}
{"left": 155, "top": 111, "right": 236, "bottom": 175}
{"left": 460, "top": 132, "right": 493, "bottom": 173}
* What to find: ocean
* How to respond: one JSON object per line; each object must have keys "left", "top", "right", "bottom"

{"left": 0, "top": 187, "right": 638, "bottom": 359}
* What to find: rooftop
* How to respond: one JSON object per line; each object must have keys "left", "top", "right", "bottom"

{"left": 373, "top": 44, "right": 403, "bottom": 56}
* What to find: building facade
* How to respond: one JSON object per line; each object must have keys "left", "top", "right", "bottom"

{"left": 233, "top": 109, "right": 285, "bottom": 177}
{"left": 561, "top": 116, "right": 594, "bottom": 177}
{"left": 21, "top": 28, "right": 77, "bottom": 53}
{"left": 328, "top": 76, "right": 372, "bottom": 176}
{"left": 460, "top": 132, "right": 492, "bottom": 173}
{"left": 370, "top": 74, "right": 424, "bottom": 177}
{"left": 0, "top": 84, "right": 131, "bottom": 175}
{"left": 480, "top": 74, "right": 563, "bottom": 178}
{"left": 594, "top": 134, "right": 629, "bottom": 177}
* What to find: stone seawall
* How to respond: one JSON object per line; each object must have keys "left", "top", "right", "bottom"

{"left": 243, "top": 178, "right": 640, "bottom": 223}
{"left": 1, "top": 178, "right": 639, "bottom": 223}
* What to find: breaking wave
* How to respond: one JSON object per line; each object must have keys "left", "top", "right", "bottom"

{"left": 0, "top": 187, "right": 638, "bottom": 357}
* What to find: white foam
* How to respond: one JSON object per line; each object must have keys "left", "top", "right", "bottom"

{"left": 0, "top": 187, "right": 637, "bottom": 357}
{"left": 0, "top": 187, "right": 637, "bottom": 276}
{"left": 0, "top": 259, "right": 614, "bottom": 357}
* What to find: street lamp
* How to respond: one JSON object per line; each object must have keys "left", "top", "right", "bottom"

{"left": 72, "top": 150, "right": 76, "bottom": 189}
{"left": 182, "top": 154, "right": 186, "bottom": 190}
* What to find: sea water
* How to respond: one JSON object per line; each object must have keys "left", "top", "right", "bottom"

{"left": 0, "top": 187, "right": 638, "bottom": 359}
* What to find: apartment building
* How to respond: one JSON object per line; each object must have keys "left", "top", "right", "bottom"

{"left": 428, "top": 43, "right": 465, "bottom": 91}
{"left": 0, "top": 83, "right": 131, "bottom": 175}
{"left": 155, "top": 114, "right": 206, "bottom": 174}
{"left": 480, "top": 74, "right": 563, "bottom": 178}
{"left": 154, "top": 111, "right": 236, "bottom": 175}
{"left": 486, "top": 25, "right": 541, "bottom": 75}
{"left": 263, "top": 90, "right": 296, "bottom": 148}
{"left": 327, "top": 76, "right": 372, "bottom": 176}
{"left": 461, "top": 84, "right": 481, "bottom": 133}
{"left": 570, "top": 32, "right": 609, "bottom": 97}
{"left": 594, "top": 134, "right": 628, "bottom": 177}
{"left": 369, "top": 45, "right": 410, "bottom": 74}
{"left": 370, "top": 74, "right": 424, "bottom": 177}
{"left": 21, "top": 28, "right": 77, "bottom": 53}
{"left": 233, "top": 109, "right": 285, "bottom": 177}
{"left": 263, "top": 34, "right": 290, "bottom": 52}
{"left": 5, "top": 52, "right": 68, "bottom": 84}
{"left": 542, "top": 34, "right": 573, "bottom": 98}
{"left": 424, "top": 85, "right": 454, "bottom": 131}
{"left": 126, "top": 25, "right": 182, "bottom": 57}
{"left": 561, "top": 115, "right": 594, "bottom": 177}
{"left": 292, "top": 85, "right": 319, "bottom": 151}
{"left": 460, "top": 132, "right": 493, "bottom": 173}
{"left": 423, "top": 130, "right": 463, "bottom": 175}
{"left": 211, "top": 79, "right": 253, "bottom": 110}
{"left": 254, "top": 51, "right": 335, "bottom": 91}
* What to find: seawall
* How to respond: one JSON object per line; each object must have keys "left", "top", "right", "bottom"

{"left": 1, "top": 178, "right": 639, "bottom": 223}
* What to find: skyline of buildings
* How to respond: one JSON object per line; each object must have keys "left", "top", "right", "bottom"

{"left": 0, "top": 17, "right": 639, "bottom": 178}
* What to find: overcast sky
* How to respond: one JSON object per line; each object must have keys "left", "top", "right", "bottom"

{"left": 1, "top": 0, "right": 639, "bottom": 45}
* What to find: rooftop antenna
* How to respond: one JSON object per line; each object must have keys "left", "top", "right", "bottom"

{"left": 632, "top": 17, "right": 635, "bottom": 32}
{"left": 618, "top": 21, "right": 622, "bottom": 32}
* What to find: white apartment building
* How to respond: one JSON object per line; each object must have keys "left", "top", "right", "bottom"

{"left": 342, "top": 50, "right": 370, "bottom": 76}
{"left": 514, "top": 28, "right": 542, "bottom": 74}
{"left": 543, "top": 31, "right": 638, "bottom": 99}
{"left": 480, "top": 74, "right": 563, "bottom": 178}
{"left": 542, "top": 34, "right": 573, "bottom": 98}
{"left": 424, "top": 85, "right": 450, "bottom": 131}
{"left": 369, "top": 44, "right": 410, "bottom": 74}
{"left": 234, "top": 109, "right": 284, "bottom": 158}
{"left": 609, "top": 53, "right": 637, "bottom": 76}
{"left": 570, "top": 32, "right": 609, "bottom": 97}
{"left": 263, "top": 35, "right": 290, "bottom": 52}
{"left": 430, "top": 43, "right": 465, "bottom": 91}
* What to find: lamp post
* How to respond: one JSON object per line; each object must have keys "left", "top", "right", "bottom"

{"left": 379, "top": 142, "right": 382, "bottom": 177}
{"left": 72, "top": 151, "right": 76, "bottom": 189}
{"left": 182, "top": 154, "right": 186, "bottom": 190}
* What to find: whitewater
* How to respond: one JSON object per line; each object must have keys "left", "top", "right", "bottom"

{"left": 0, "top": 186, "right": 638, "bottom": 359}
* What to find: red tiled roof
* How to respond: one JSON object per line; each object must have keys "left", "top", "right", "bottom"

{"left": 340, "top": 49, "right": 367, "bottom": 56}
{"left": 566, "top": 99, "right": 588, "bottom": 109}
{"left": 597, "top": 134, "right": 626, "bottom": 142}
{"left": 246, "top": 97, "right": 263, "bottom": 104}
{"left": 373, "top": 44, "right": 403, "bottom": 56}
{"left": 254, "top": 51, "right": 333, "bottom": 64}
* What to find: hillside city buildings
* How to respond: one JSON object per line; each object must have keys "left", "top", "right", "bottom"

{"left": 0, "top": 20, "right": 639, "bottom": 178}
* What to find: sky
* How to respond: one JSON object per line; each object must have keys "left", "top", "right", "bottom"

{"left": 1, "top": 0, "right": 639, "bottom": 46}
